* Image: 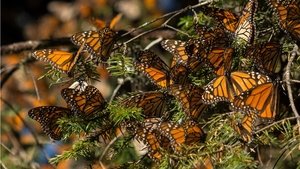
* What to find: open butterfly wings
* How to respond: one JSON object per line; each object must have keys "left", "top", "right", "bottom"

{"left": 28, "top": 106, "right": 72, "bottom": 140}
{"left": 61, "top": 85, "right": 106, "bottom": 118}
{"left": 269, "top": 0, "right": 300, "bottom": 41}
{"left": 71, "top": 27, "right": 117, "bottom": 64}
{"left": 232, "top": 82, "right": 279, "bottom": 119}
{"left": 33, "top": 49, "right": 79, "bottom": 74}
{"left": 202, "top": 71, "right": 271, "bottom": 104}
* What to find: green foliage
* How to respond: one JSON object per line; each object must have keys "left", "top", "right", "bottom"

{"left": 108, "top": 53, "right": 135, "bottom": 77}
{"left": 108, "top": 101, "right": 143, "bottom": 125}
{"left": 49, "top": 140, "right": 96, "bottom": 165}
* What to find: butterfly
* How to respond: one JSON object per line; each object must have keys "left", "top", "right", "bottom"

{"left": 121, "top": 91, "right": 171, "bottom": 118}
{"left": 183, "top": 120, "right": 206, "bottom": 145}
{"left": 61, "top": 85, "right": 107, "bottom": 118}
{"left": 246, "top": 42, "right": 283, "bottom": 76}
{"left": 71, "top": 27, "right": 117, "bottom": 64}
{"left": 231, "top": 112, "right": 257, "bottom": 143}
{"left": 202, "top": 71, "right": 272, "bottom": 104}
{"left": 161, "top": 39, "right": 204, "bottom": 72}
{"left": 231, "top": 82, "right": 279, "bottom": 119}
{"left": 28, "top": 106, "right": 72, "bottom": 140}
{"left": 32, "top": 49, "right": 79, "bottom": 74}
{"left": 269, "top": 0, "right": 300, "bottom": 41}
{"left": 207, "top": 0, "right": 257, "bottom": 44}
{"left": 169, "top": 84, "right": 207, "bottom": 120}
{"left": 136, "top": 50, "right": 191, "bottom": 89}
{"left": 194, "top": 26, "right": 229, "bottom": 47}
{"left": 158, "top": 120, "right": 205, "bottom": 152}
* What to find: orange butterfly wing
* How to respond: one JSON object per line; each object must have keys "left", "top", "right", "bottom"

{"left": 28, "top": 106, "right": 72, "bottom": 140}
{"left": 61, "top": 85, "right": 106, "bottom": 118}
{"left": 232, "top": 82, "right": 279, "bottom": 119}
{"left": 136, "top": 50, "right": 172, "bottom": 88}
{"left": 71, "top": 27, "right": 117, "bottom": 64}
{"left": 121, "top": 91, "right": 170, "bottom": 118}
{"left": 33, "top": 49, "right": 78, "bottom": 74}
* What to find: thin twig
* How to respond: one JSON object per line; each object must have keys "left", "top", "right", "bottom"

{"left": 284, "top": 79, "right": 300, "bottom": 83}
{"left": 0, "top": 142, "right": 15, "bottom": 155}
{"left": 122, "top": 1, "right": 212, "bottom": 45}
{"left": 98, "top": 134, "right": 122, "bottom": 163}
{"left": 109, "top": 77, "right": 131, "bottom": 104}
{"left": 0, "top": 161, "right": 8, "bottom": 169}
{"left": 284, "top": 45, "right": 300, "bottom": 133}
{"left": 0, "top": 37, "right": 72, "bottom": 55}
{"left": 145, "top": 37, "right": 163, "bottom": 50}
{"left": 254, "top": 116, "right": 299, "bottom": 134}
{"left": 0, "top": 57, "right": 35, "bottom": 88}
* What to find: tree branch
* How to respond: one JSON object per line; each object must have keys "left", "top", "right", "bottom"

{"left": 0, "top": 37, "right": 72, "bottom": 55}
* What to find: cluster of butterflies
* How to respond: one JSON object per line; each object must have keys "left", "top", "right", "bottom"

{"left": 28, "top": 0, "right": 299, "bottom": 164}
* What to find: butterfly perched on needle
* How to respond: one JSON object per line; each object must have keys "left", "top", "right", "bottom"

{"left": 135, "top": 50, "right": 190, "bottom": 89}
{"left": 71, "top": 27, "right": 117, "bottom": 64}
{"left": 231, "top": 81, "right": 279, "bottom": 120}
{"left": 32, "top": 49, "right": 80, "bottom": 74}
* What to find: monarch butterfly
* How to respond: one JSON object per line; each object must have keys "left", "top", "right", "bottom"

{"left": 135, "top": 127, "right": 163, "bottom": 160}
{"left": 207, "top": 0, "right": 257, "bottom": 44}
{"left": 161, "top": 39, "right": 204, "bottom": 71}
{"left": 246, "top": 42, "right": 283, "bottom": 75}
{"left": 202, "top": 71, "right": 271, "bottom": 104}
{"left": 169, "top": 84, "right": 207, "bottom": 120}
{"left": 28, "top": 106, "right": 72, "bottom": 140}
{"left": 231, "top": 112, "right": 257, "bottom": 143}
{"left": 61, "top": 85, "right": 107, "bottom": 118}
{"left": 71, "top": 27, "right": 117, "bottom": 64}
{"left": 32, "top": 49, "right": 79, "bottom": 74}
{"left": 234, "top": 0, "right": 257, "bottom": 44}
{"left": 136, "top": 50, "right": 172, "bottom": 89}
{"left": 183, "top": 120, "right": 205, "bottom": 144}
{"left": 121, "top": 92, "right": 171, "bottom": 118}
{"left": 269, "top": 0, "right": 300, "bottom": 41}
{"left": 194, "top": 25, "right": 229, "bottom": 47}
{"left": 158, "top": 121, "right": 185, "bottom": 152}
{"left": 231, "top": 82, "right": 279, "bottom": 119}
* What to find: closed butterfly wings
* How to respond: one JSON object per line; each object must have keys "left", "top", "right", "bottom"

{"left": 28, "top": 106, "right": 72, "bottom": 140}
{"left": 33, "top": 49, "right": 79, "bottom": 74}
{"left": 121, "top": 91, "right": 170, "bottom": 118}
{"left": 234, "top": 0, "right": 257, "bottom": 44}
{"left": 61, "top": 85, "right": 107, "bottom": 118}
{"left": 71, "top": 27, "right": 117, "bottom": 64}
{"left": 231, "top": 112, "right": 257, "bottom": 142}
{"left": 170, "top": 84, "right": 207, "bottom": 120}
{"left": 136, "top": 50, "right": 173, "bottom": 88}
